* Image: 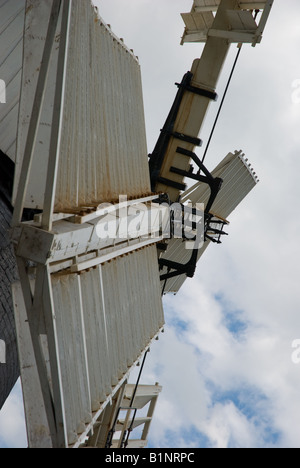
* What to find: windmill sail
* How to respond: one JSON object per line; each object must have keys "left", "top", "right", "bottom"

{"left": 7, "top": 0, "right": 165, "bottom": 448}
{"left": 0, "top": 0, "right": 274, "bottom": 448}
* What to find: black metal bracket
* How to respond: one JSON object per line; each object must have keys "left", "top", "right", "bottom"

{"left": 156, "top": 176, "right": 187, "bottom": 192}
{"left": 169, "top": 203, "right": 204, "bottom": 242}
{"left": 147, "top": 70, "right": 224, "bottom": 288}
{"left": 172, "top": 146, "right": 223, "bottom": 214}
{"left": 175, "top": 79, "right": 218, "bottom": 102}
{"left": 159, "top": 248, "right": 199, "bottom": 282}
{"left": 205, "top": 214, "right": 229, "bottom": 244}
{"left": 160, "top": 129, "right": 202, "bottom": 147}
{"left": 159, "top": 214, "right": 228, "bottom": 285}
{"left": 158, "top": 201, "right": 204, "bottom": 284}
{"left": 149, "top": 71, "right": 217, "bottom": 192}
{"left": 157, "top": 149, "right": 227, "bottom": 286}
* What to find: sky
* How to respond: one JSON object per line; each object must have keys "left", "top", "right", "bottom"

{"left": 1, "top": 0, "right": 300, "bottom": 449}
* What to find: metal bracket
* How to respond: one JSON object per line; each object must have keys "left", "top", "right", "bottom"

{"left": 173, "top": 146, "right": 223, "bottom": 214}
{"left": 156, "top": 176, "right": 187, "bottom": 192}
{"left": 205, "top": 214, "right": 229, "bottom": 244}
{"left": 160, "top": 129, "right": 202, "bottom": 147}
{"left": 159, "top": 248, "right": 199, "bottom": 282}
{"left": 158, "top": 200, "right": 204, "bottom": 284}
{"left": 148, "top": 71, "right": 213, "bottom": 191}
{"left": 175, "top": 79, "right": 218, "bottom": 101}
{"left": 159, "top": 212, "right": 228, "bottom": 285}
{"left": 158, "top": 150, "right": 227, "bottom": 284}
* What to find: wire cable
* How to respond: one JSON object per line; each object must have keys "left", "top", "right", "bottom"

{"left": 123, "top": 348, "right": 150, "bottom": 448}
{"left": 202, "top": 45, "right": 243, "bottom": 164}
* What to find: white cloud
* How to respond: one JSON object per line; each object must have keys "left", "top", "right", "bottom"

{"left": 0, "top": 380, "right": 27, "bottom": 448}
{"left": 204, "top": 402, "right": 258, "bottom": 448}
{"left": 141, "top": 277, "right": 300, "bottom": 447}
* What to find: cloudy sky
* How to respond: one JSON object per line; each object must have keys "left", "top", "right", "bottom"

{"left": 1, "top": 0, "right": 300, "bottom": 448}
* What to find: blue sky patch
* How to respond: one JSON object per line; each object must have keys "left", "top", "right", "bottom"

{"left": 214, "top": 293, "right": 249, "bottom": 340}
{"left": 148, "top": 426, "right": 211, "bottom": 449}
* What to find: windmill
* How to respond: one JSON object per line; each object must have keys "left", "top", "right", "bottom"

{"left": 0, "top": 0, "right": 273, "bottom": 448}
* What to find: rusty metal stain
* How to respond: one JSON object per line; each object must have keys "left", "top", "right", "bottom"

{"left": 54, "top": 1, "right": 150, "bottom": 212}
{"left": 25, "top": 3, "right": 33, "bottom": 16}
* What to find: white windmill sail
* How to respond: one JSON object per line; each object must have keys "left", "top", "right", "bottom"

{"left": 12, "top": 0, "right": 151, "bottom": 214}
{"left": 9, "top": 0, "right": 165, "bottom": 448}
{"left": 0, "top": 0, "right": 274, "bottom": 449}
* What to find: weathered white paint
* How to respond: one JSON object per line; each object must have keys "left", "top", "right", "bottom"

{"left": 12, "top": 0, "right": 150, "bottom": 212}
{"left": 50, "top": 245, "right": 164, "bottom": 444}
{"left": 0, "top": 0, "right": 25, "bottom": 160}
